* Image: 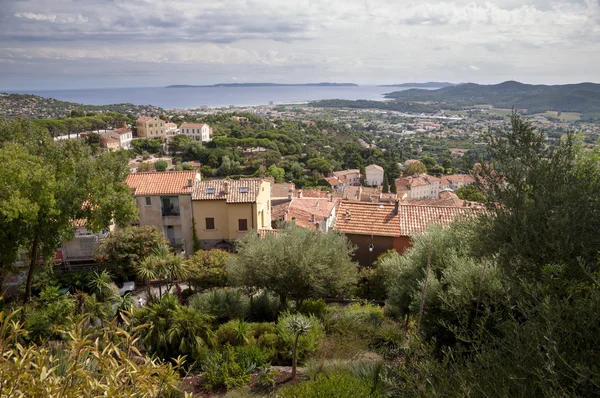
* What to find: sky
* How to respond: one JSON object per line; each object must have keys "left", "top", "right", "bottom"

{"left": 1, "top": 0, "right": 599, "bottom": 90}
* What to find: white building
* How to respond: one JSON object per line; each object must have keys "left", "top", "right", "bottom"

{"left": 365, "top": 164, "right": 384, "bottom": 186}
{"left": 395, "top": 174, "right": 441, "bottom": 200}
{"left": 165, "top": 122, "right": 179, "bottom": 137}
{"left": 440, "top": 174, "right": 476, "bottom": 190}
{"left": 106, "top": 128, "right": 133, "bottom": 149}
{"left": 179, "top": 123, "right": 212, "bottom": 142}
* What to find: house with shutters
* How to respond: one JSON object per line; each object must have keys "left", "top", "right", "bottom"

{"left": 136, "top": 116, "right": 166, "bottom": 139}
{"left": 365, "top": 164, "right": 384, "bottom": 186}
{"left": 179, "top": 123, "right": 213, "bottom": 142}
{"left": 126, "top": 171, "right": 200, "bottom": 255}
{"left": 192, "top": 178, "right": 271, "bottom": 250}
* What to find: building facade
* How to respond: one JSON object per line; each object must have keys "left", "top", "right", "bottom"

{"left": 179, "top": 123, "right": 212, "bottom": 142}
{"left": 192, "top": 179, "right": 271, "bottom": 250}
{"left": 105, "top": 128, "right": 133, "bottom": 149}
{"left": 126, "top": 171, "right": 200, "bottom": 255}
{"left": 136, "top": 116, "right": 166, "bottom": 139}
{"left": 365, "top": 164, "right": 384, "bottom": 186}
{"left": 395, "top": 174, "right": 441, "bottom": 200}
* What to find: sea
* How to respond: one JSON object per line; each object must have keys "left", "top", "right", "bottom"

{"left": 13, "top": 85, "right": 404, "bottom": 110}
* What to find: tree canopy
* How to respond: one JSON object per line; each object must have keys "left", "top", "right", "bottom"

{"left": 228, "top": 226, "right": 357, "bottom": 307}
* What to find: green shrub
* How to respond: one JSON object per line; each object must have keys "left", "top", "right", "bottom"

{"left": 371, "top": 324, "right": 406, "bottom": 360}
{"left": 23, "top": 286, "right": 77, "bottom": 342}
{"left": 275, "top": 372, "right": 377, "bottom": 398}
{"left": 247, "top": 290, "right": 280, "bottom": 322}
{"left": 187, "top": 250, "right": 231, "bottom": 290}
{"left": 296, "top": 299, "right": 327, "bottom": 319}
{"left": 355, "top": 265, "right": 388, "bottom": 300}
{"left": 188, "top": 288, "right": 249, "bottom": 323}
{"left": 248, "top": 322, "right": 277, "bottom": 339}
{"left": 275, "top": 312, "right": 324, "bottom": 364}
{"left": 235, "top": 345, "right": 270, "bottom": 371}
{"left": 155, "top": 160, "right": 168, "bottom": 171}
{"left": 323, "top": 303, "right": 384, "bottom": 338}
{"left": 215, "top": 319, "right": 252, "bottom": 346}
{"left": 201, "top": 344, "right": 250, "bottom": 391}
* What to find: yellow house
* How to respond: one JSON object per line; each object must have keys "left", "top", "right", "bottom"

{"left": 136, "top": 116, "right": 166, "bottom": 139}
{"left": 192, "top": 178, "right": 272, "bottom": 250}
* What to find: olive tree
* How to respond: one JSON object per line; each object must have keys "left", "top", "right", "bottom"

{"left": 228, "top": 226, "right": 357, "bottom": 308}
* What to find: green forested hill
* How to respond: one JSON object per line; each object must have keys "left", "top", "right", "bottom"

{"left": 384, "top": 81, "right": 600, "bottom": 114}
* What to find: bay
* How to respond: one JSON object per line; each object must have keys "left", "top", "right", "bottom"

{"left": 14, "top": 85, "right": 403, "bottom": 109}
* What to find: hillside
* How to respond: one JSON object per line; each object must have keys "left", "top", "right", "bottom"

{"left": 378, "top": 82, "right": 457, "bottom": 88}
{"left": 0, "top": 93, "right": 164, "bottom": 119}
{"left": 166, "top": 82, "right": 358, "bottom": 88}
{"left": 384, "top": 81, "right": 600, "bottom": 115}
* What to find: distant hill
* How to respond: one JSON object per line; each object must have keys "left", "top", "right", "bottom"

{"left": 378, "top": 82, "right": 457, "bottom": 88}
{"left": 166, "top": 82, "right": 358, "bottom": 88}
{"left": 384, "top": 81, "right": 600, "bottom": 114}
{"left": 0, "top": 93, "right": 164, "bottom": 119}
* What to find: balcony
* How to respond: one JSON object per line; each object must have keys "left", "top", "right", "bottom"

{"left": 161, "top": 206, "right": 180, "bottom": 217}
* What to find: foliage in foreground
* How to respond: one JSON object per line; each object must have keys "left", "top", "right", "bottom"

{"left": 0, "top": 309, "right": 186, "bottom": 397}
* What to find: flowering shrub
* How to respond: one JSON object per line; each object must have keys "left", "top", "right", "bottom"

{"left": 187, "top": 249, "right": 232, "bottom": 290}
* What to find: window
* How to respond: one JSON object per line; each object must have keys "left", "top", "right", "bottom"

{"left": 80, "top": 239, "right": 95, "bottom": 251}
{"left": 207, "top": 188, "right": 215, "bottom": 195}
{"left": 145, "top": 197, "right": 152, "bottom": 206}
{"left": 240, "top": 187, "right": 249, "bottom": 193}
{"left": 205, "top": 217, "right": 215, "bottom": 230}
{"left": 238, "top": 219, "right": 248, "bottom": 231}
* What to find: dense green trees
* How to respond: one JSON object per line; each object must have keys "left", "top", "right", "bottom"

{"left": 0, "top": 118, "right": 138, "bottom": 302}
{"left": 404, "top": 160, "right": 427, "bottom": 176}
{"left": 228, "top": 226, "right": 357, "bottom": 308}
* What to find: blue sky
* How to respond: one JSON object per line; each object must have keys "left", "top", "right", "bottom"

{"left": 1, "top": 0, "right": 599, "bottom": 90}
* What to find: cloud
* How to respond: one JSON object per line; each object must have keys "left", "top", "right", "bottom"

{"left": 0, "top": 0, "right": 599, "bottom": 89}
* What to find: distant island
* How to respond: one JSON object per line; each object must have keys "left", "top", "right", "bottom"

{"left": 378, "top": 82, "right": 458, "bottom": 88}
{"left": 383, "top": 80, "right": 600, "bottom": 115}
{"left": 165, "top": 82, "right": 358, "bottom": 88}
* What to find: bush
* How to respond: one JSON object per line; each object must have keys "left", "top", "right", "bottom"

{"left": 235, "top": 345, "right": 270, "bottom": 371}
{"left": 323, "top": 303, "right": 384, "bottom": 338}
{"left": 155, "top": 160, "right": 168, "bottom": 171}
{"left": 189, "top": 288, "right": 249, "bottom": 323}
{"left": 296, "top": 299, "right": 327, "bottom": 319}
{"left": 247, "top": 290, "right": 281, "bottom": 322}
{"left": 355, "top": 265, "right": 388, "bottom": 301}
{"left": 216, "top": 320, "right": 251, "bottom": 346}
{"left": 187, "top": 250, "right": 231, "bottom": 291}
{"left": 275, "top": 312, "right": 324, "bottom": 364}
{"left": 201, "top": 344, "right": 250, "bottom": 391}
{"left": 23, "top": 286, "right": 76, "bottom": 342}
{"left": 276, "top": 372, "right": 376, "bottom": 398}
{"left": 371, "top": 324, "right": 406, "bottom": 360}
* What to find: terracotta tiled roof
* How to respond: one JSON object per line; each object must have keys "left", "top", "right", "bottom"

{"left": 325, "top": 177, "right": 342, "bottom": 187}
{"left": 73, "top": 218, "right": 87, "bottom": 227}
{"left": 272, "top": 201, "right": 291, "bottom": 221}
{"left": 334, "top": 169, "right": 360, "bottom": 177}
{"left": 342, "top": 186, "right": 360, "bottom": 200}
{"left": 271, "top": 182, "right": 295, "bottom": 198}
{"left": 289, "top": 198, "right": 338, "bottom": 220}
{"left": 335, "top": 201, "right": 401, "bottom": 237}
{"left": 406, "top": 190, "right": 464, "bottom": 207}
{"left": 180, "top": 123, "right": 208, "bottom": 129}
{"left": 443, "top": 174, "right": 476, "bottom": 185}
{"left": 192, "top": 178, "right": 266, "bottom": 203}
{"left": 300, "top": 189, "right": 337, "bottom": 199}
{"left": 100, "top": 135, "right": 119, "bottom": 144}
{"left": 126, "top": 171, "right": 197, "bottom": 196}
{"left": 398, "top": 204, "right": 478, "bottom": 235}
{"left": 396, "top": 174, "right": 440, "bottom": 189}
{"left": 366, "top": 164, "right": 384, "bottom": 171}
{"left": 334, "top": 200, "right": 481, "bottom": 237}
{"left": 110, "top": 128, "right": 131, "bottom": 136}
{"left": 136, "top": 116, "right": 154, "bottom": 123}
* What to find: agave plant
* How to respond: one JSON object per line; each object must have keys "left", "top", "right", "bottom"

{"left": 281, "top": 313, "right": 313, "bottom": 380}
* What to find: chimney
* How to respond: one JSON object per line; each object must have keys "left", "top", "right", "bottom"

{"left": 312, "top": 214, "right": 316, "bottom": 223}
{"left": 288, "top": 189, "right": 293, "bottom": 199}
{"left": 187, "top": 178, "right": 193, "bottom": 188}
{"left": 393, "top": 199, "right": 399, "bottom": 216}
{"left": 329, "top": 194, "right": 333, "bottom": 202}
{"left": 223, "top": 180, "right": 229, "bottom": 194}
{"left": 120, "top": 121, "right": 127, "bottom": 129}
{"left": 298, "top": 189, "right": 303, "bottom": 198}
